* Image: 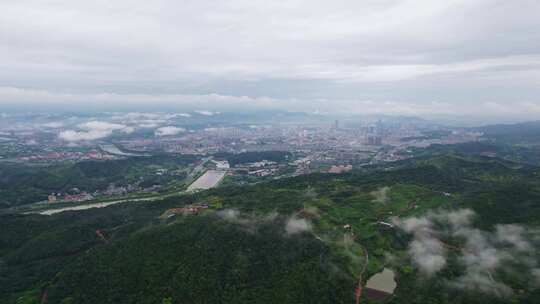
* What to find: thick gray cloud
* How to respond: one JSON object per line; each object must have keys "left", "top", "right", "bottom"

{"left": 1, "top": 1, "right": 540, "bottom": 120}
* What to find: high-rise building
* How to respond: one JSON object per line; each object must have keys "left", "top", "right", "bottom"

{"left": 367, "top": 135, "right": 383, "bottom": 146}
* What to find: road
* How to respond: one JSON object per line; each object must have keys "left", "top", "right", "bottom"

{"left": 37, "top": 196, "right": 163, "bottom": 215}
{"left": 36, "top": 158, "right": 220, "bottom": 215}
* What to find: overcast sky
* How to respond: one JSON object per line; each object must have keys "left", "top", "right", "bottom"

{"left": 1, "top": 0, "right": 539, "bottom": 120}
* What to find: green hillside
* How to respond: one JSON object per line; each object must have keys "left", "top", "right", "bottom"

{"left": 0, "top": 154, "right": 197, "bottom": 208}
{"left": 2, "top": 154, "right": 540, "bottom": 303}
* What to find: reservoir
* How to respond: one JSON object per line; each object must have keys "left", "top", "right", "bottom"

{"left": 365, "top": 268, "right": 397, "bottom": 296}
{"left": 187, "top": 170, "right": 226, "bottom": 191}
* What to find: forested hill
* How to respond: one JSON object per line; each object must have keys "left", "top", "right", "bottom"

{"left": 475, "top": 120, "right": 540, "bottom": 144}
{"left": 47, "top": 216, "right": 352, "bottom": 304}
{"left": 1, "top": 154, "right": 540, "bottom": 303}
{"left": 0, "top": 154, "right": 197, "bottom": 208}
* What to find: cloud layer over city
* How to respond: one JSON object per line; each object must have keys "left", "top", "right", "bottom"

{"left": 1, "top": 1, "right": 539, "bottom": 120}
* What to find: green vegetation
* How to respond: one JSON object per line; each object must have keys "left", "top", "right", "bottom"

{"left": 476, "top": 120, "right": 540, "bottom": 145}
{"left": 0, "top": 155, "right": 198, "bottom": 208}
{"left": 1, "top": 150, "right": 539, "bottom": 303}
{"left": 408, "top": 141, "right": 540, "bottom": 165}
{"left": 48, "top": 216, "right": 352, "bottom": 304}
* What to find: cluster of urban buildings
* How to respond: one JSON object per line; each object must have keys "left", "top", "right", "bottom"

{"left": 162, "top": 203, "right": 210, "bottom": 218}
{"left": 48, "top": 192, "right": 94, "bottom": 203}
{"left": 232, "top": 160, "right": 283, "bottom": 177}
{"left": 3, "top": 118, "right": 485, "bottom": 203}
{"left": 18, "top": 150, "right": 117, "bottom": 162}
{"left": 2, "top": 116, "right": 482, "bottom": 168}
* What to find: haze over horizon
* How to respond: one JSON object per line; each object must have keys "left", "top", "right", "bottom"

{"left": 3, "top": 4, "right": 540, "bottom": 302}
{"left": 1, "top": 1, "right": 540, "bottom": 122}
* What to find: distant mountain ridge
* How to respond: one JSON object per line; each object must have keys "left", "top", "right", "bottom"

{"left": 474, "top": 120, "right": 540, "bottom": 144}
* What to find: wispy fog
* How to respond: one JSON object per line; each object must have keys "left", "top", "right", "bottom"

{"left": 394, "top": 209, "right": 540, "bottom": 297}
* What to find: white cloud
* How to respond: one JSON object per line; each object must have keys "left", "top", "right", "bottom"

{"left": 78, "top": 121, "right": 127, "bottom": 131}
{"left": 139, "top": 122, "right": 161, "bottom": 129}
{"left": 154, "top": 126, "right": 186, "bottom": 137}
{"left": 392, "top": 216, "right": 447, "bottom": 276}
{"left": 371, "top": 186, "right": 390, "bottom": 204}
{"left": 217, "top": 209, "right": 240, "bottom": 221}
{"left": 59, "top": 129, "right": 110, "bottom": 141}
{"left": 285, "top": 217, "right": 311, "bottom": 235}
{"left": 108, "top": 112, "right": 191, "bottom": 128}
{"left": 394, "top": 209, "right": 538, "bottom": 296}
{"left": 195, "top": 110, "right": 214, "bottom": 116}
{"left": 42, "top": 122, "right": 64, "bottom": 128}
{"left": 450, "top": 272, "right": 513, "bottom": 297}
{"left": 58, "top": 120, "right": 133, "bottom": 141}
{"left": 121, "top": 126, "right": 135, "bottom": 134}
{"left": 495, "top": 224, "right": 531, "bottom": 252}
{"left": 139, "top": 122, "right": 161, "bottom": 128}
